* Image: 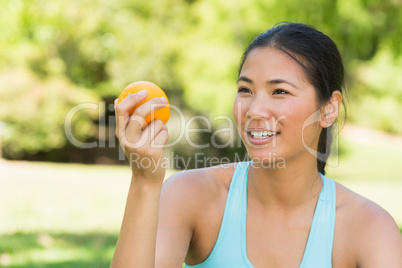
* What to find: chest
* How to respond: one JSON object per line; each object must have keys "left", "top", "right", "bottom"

{"left": 246, "top": 208, "right": 313, "bottom": 267}
{"left": 187, "top": 200, "right": 356, "bottom": 268}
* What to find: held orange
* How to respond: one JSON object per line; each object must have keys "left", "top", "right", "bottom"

{"left": 117, "top": 81, "right": 170, "bottom": 124}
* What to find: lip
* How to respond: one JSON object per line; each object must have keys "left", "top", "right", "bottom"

{"left": 246, "top": 131, "right": 280, "bottom": 145}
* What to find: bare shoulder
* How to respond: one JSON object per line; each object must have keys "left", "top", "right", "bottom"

{"left": 334, "top": 182, "right": 402, "bottom": 267}
{"left": 162, "top": 163, "right": 236, "bottom": 201}
{"left": 335, "top": 182, "right": 397, "bottom": 226}
{"left": 159, "top": 163, "right": 236, "bottom": 224}
{"left": 155, "top": 164, "right": 236, "bottom": 266}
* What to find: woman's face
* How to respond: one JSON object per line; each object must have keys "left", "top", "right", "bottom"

{"left": 233, "top": 46, "right": 323, "bottom": 165}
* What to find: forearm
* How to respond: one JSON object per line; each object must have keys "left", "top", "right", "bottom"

{"left": 111, "top": 177, "right": 163, "bottom": 268}
{"left": 111, "top": 88, "right": 169, "bottom": 267}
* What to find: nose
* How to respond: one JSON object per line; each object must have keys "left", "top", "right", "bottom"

{"left": 246, "top": 97, "right": 273, "bottom": 120}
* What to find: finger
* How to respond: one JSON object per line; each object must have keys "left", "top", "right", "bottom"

{"left": 116, "top": 113, "right": 129, "bottom": 140}
{"left": 132, "top": 97, "right": 168, "bottom": 123}
{"left": 125, "top": 114, "right": 146, "bottom": 142}
{"left": 116, "top": 89, "right": 148, "bottom": 115}
{"left": 115, "top": 90, "right": 148, "bottom": 138}
{"left": 125, "top": 97, "right": 167, "bottom": 135}
{"left": 122, "top": 124, "right": 149, "bottom": 150}
{"left": 152, "top": 129, "right": 169, "bottom": 149}
{"left": 123, "top": 113, "right": 167, "bottom": 149}
{"left": 123, "top": 119, "right": 165, "bottom": 155}
{"left": 121, "top": 96, "right": 168, "bottom": 144}
{"left": 143, "top": 119, "right": 167, "bottom": 140}
{"left": 131, "top": 118, "right": 163, "bottom": 146}
{"left": 114, "top": 99, "right": 121, "bottom": 138}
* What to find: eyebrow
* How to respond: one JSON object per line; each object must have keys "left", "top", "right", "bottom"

{"left": 237, "top": 76, "right": 298, "bottom": 89}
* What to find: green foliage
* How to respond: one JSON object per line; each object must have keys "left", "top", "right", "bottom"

{"left": 0, "top": 69, "right": 99, "bottom": 158}
{"left": 348, "top": 49, "right": 402, "bottom": 133}
{"left": 0, "top": 0, "right": 401, "bottom": 159}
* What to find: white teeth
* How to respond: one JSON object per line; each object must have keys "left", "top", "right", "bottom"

{"left": 250, "top": 131, "right": 278, "bottom": 139}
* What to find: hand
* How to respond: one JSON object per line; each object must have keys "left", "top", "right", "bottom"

{"left": 114, "top": 90, "right": 169, "bottom": 183}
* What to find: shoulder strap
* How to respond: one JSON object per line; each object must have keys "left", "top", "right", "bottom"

{"left": 299, "top": 175, "right": 336, "bottom": 268}
{"left": 186, "top": 162, "right": 253, "bottom": 267}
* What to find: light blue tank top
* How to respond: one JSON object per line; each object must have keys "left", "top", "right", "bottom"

{"left": 185, "top": 161, "right": 336, "bottom": 268}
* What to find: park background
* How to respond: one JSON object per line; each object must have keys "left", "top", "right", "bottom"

{"left": 1, "top": 0, "right": 402, "bottom": 267}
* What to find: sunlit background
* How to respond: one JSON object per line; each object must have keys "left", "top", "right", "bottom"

{"left": 1, "top": 0, "right": 402, "bottom": 267}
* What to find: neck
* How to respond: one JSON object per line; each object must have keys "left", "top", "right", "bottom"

{"left": 247, "top": 155, "right": 322, "bottom": 211}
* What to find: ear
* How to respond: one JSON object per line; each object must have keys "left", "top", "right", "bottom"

{"left": 319, "top": 90, "right": 342, "bottom": 128}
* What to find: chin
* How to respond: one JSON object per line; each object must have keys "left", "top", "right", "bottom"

{"left": 246, "top": 150, "right": 287, "bottom": 169}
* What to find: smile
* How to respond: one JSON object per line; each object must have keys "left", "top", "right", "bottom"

{"left": 249, "top": 131, "right": 279, "bottom": 139}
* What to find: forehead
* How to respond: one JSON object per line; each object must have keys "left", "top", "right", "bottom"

{"left": 239, "top": 47, "right": 307, "bottom": 83}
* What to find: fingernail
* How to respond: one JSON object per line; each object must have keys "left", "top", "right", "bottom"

{"left": 159, "top": 97, "right": 167, "bottom": 103}
{"left": 138, "top": 89, "right": 147, "bottom": 96}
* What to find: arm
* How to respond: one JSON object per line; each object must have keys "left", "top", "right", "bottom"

{"left": 111, "top": 177, "right": 163, "bottom": 267}
{"left": 110, "top": 91, "right": 172, "bottom": 267}
{"left": 155, "top": 173, "right": 198, "bottom": 267}
{"left": 111, "top": 172, "right": 195, "bottom": 268}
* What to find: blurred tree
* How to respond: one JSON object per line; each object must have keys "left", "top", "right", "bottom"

{"left": 0, "top": 69, "right": 98, "bottom": 158}
{"left": 0, "top": 0, "right": 401, "bottom": 161}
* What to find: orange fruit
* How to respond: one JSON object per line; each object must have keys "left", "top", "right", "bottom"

{"left": 117, "top": 81, "right": 170, "bottom": 124}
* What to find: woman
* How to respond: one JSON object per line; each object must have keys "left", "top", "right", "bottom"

{"left": 111, "top": 23, "right": 402, "bottom": 267}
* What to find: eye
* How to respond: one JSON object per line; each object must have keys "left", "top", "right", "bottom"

{"left": 237, "top": 87, "right": 251, "bottom": 94}
{"left": 273, "top": 89, "right": 289, "bottom": 95}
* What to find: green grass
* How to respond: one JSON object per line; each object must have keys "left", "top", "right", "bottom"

{"left": 0, "top": 127, "right": 401, "bottom": 267}
{"left": 0, "top": 232, "right": 115, "bottom": 268}
{"left": 0, "top": 162, "right": 131, "bottom": 267}
{"left": 0, "top": 162, "right": 179, "bottom": 267}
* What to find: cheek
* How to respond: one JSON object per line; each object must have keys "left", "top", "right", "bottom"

{"left": 232, "top": 98, "right": 239, "bottom": 120}
{"left": 232, "top": 97, "right": 248, "bottom": 126}
{"left": 279, "top": 99, "right": 317, "bottom": 127}
{"left": 284, "top": 102, "right": 322, "bottom": 145}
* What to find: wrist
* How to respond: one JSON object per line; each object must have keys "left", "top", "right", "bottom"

{"left": 130, "top": 174, "right": 164, "bottom": 190}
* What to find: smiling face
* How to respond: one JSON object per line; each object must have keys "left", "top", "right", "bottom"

{"left": 233, "top": 46, "right": 323, "bottom": 165}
